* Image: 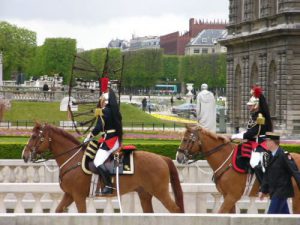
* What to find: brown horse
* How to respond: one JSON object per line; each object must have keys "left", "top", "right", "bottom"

{"left": 22, "top": 123, "right": 184, "bottom": 213}
{"left": 176, "top": 124, "right": 300, "bottom": 213}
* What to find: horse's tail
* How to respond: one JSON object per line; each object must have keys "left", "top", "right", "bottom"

{"left": 162, "top": 156, "right": 185, "bottom": 213}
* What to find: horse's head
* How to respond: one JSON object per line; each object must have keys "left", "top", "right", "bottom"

{"left": 176, "top": 124, "right": 202, "bottom": 164}
{"left": 177, "top": 124, "right": 231, "bottom": 164}
{"left": 22, "top": 122, "right": 52, "bottom": 163}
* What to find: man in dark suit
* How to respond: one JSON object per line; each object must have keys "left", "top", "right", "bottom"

{"left": 259, "top": 132, "right": 300, "bottom": 214}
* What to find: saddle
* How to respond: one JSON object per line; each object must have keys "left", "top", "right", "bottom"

{"left": 232, "top": 141, "right": 259, "bottom": 173}
{"left": 81, "top": 140, "right": 136, "bottom": 175}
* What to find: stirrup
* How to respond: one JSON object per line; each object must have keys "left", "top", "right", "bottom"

{"left": 96, "top": 186, "right": 114, "bottom": 195}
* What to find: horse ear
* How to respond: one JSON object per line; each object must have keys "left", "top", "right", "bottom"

{"left": 185, "top": 123, "right": 192, "bottom": 131}
{"left": 34, "top": 120, "right": 41, "bottom": 128}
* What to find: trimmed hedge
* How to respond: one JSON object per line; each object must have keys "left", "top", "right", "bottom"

{"left": 1, "top": 143, "right": 300, "bottom": 160}
{"left": 0, "top": 143, "right": 179, "bottom": 159}
{"left": 0, "top": 143, "right": 25, "bottom": 159}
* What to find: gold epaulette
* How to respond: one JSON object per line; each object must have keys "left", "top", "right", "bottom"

{"left": 94, "top": 108, "right": 103, "bottom": 117}
{"left": 256, "top": 113, "right": 265, "bottom": 125}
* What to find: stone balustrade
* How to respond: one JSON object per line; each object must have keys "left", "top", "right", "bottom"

{"left": 0, "top": 183, "right": 274, "bottom": 214}
{"left": 1, "top": 160, "right": 291, "bottom": 214}
{"left": 0, "top": 160, "right": 211, "bottom": 184}
{"left": 0, "top": 89, "right": 97, "bottom": 102}
{"left": 0, "top": 160, "right": 59, "bottom": 183}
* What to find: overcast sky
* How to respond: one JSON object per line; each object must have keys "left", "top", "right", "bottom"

{"left": 0, "top": 0, "right": 229, "bottom": 50}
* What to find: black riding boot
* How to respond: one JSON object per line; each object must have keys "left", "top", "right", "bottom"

{"left": 96, "top": 165, "right": 113, "bottom": 195}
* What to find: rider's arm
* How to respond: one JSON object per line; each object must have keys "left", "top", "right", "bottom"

{"left": 91, "top": 109, "right": 106, "bottom": 136}
{"left": 243, "top": 124, "right": 260, "bottom": 140}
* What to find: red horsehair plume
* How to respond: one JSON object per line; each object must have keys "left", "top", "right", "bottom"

{"left": 252, "top": 85, "right": 262, "bottom": 98}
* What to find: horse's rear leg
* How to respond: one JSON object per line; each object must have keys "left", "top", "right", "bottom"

{"left": 292, "top": 179, "right": 300, "bottom": 213}
{"left": 56, "top": 193, "right": 74, "bottom": 213}
{"left": 137, "top": 190, "right": 154, "bottom": 213}
{"left": 153, "top": 190, "right": 182, "bottom": 213}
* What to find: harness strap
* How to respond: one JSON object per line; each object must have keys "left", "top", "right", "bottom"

{"left": 59, "top": 162, "right": 81, "bottom": 181}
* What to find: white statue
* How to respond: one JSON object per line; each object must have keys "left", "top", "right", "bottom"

{"left": 196, "top": 83, "right": 216, "bottom": 132}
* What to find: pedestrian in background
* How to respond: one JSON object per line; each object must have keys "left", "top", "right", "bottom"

{"left": 142, "top": 97, "right": 147, "bottom": 112}
{"left": 170, "top": 95, "right": 174, "bottom": 107}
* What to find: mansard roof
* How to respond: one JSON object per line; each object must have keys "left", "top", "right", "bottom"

{"left": 187, "top": 29, "right": 227, "bottom": 46}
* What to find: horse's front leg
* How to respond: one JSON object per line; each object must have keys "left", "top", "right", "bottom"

{"left": 73, "top": 195, "right": 87, "bottom": 213}
{"left": 55, "top": 193, "right": 74, "bottom": 213}
{"left": 218, "top": 195, "right": 239, "bottom": 213}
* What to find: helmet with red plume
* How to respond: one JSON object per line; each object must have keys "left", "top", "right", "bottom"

{"left": 248, "top": 85, "right": 273, "bottom": 132}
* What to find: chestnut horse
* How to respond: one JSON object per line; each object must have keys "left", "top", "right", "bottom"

{"left": 22, "top": 123, "right": 184, "bottom": 213}
{"left": 176, "top": 124, "right": 300, "bottom": 213}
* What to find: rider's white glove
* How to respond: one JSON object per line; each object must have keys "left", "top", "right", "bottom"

{"left": 231, "top": 132, "right": 244, "bottom": 140}
{"left": 84, "top": 133, "right": 93, "bottom": 143}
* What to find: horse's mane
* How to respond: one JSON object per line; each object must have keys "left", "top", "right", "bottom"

{"left": 196, "top": 126, "right": 230, "bottom": 143}
{"left": 47, "top": 124, "right": 81, "bottom": 145}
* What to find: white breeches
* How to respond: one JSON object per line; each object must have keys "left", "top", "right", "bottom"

{"left": 93, "top": 140, "right": 120, "bottom": 167}
{"left": 250, "top": 151, "right": 263, "bottom": 168}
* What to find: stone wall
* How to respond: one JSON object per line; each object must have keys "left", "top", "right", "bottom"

{"left": 221, "top": 0, "right": 300, "bottom": 135}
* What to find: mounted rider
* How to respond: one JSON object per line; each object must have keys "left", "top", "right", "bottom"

{"left": 84, "top": 77, "right": 123, "bottom": 195}
{"left": 231, "top": 85, "right": 273, "bottom": 182}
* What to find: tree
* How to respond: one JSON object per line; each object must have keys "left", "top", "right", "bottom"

{"left": 0, "top": 21, "right": 36, "bottom": 80}
{"left": 75, "top": 48, "right": 122, "bottom": 81}
{"left": 123, "top": 49, "right": 163, "bottom": 89}
{"left": 162, "top": 55, "right": 180, "bottom": 83}
{"left": 42, "top": 38, "right": 76, "bottom": 84}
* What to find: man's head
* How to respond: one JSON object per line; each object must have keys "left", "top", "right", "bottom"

{"left": 265, "top": 132, "right": 280, "bottom": 150}
{"left": 247, "top": 96, "right": 259, "bottom": 112}
{"left": 201, "top": 83, "right": 208, "bottom": 90}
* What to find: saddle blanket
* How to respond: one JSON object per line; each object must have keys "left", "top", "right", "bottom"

{"left": 82, "top": 140, "right": 135, "bottom": 175}
{"left": 232, "top": 141, "right": 268, "bottom": 174}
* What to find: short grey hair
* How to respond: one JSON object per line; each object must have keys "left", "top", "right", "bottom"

{"left": 201, "top": 83, "right": 208, "bottom": 90}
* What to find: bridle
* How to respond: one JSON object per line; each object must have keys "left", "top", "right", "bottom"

{"left": 177, "top": 129, "right": 233, "bottom": 181}
{"left": 177, "top": 129, "right": 230, "bottom": 163}
{"left": 26, "top": 124, "right": 52, "bottom": 162}
{"left": 26, "top": 124, "right": 88, "bottom": 181}
{"left": 26, "top": 124, "right": 84, "bottom": 163}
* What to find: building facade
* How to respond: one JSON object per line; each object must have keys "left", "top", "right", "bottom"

{"left": 128, "top": 35, "right": 160, "bottom": 51}
{"left": 185, "top": 29, "right": 227, "bottom": 55}
{"left": 107, "top": 39, "right": 130, "bottom": 51}
{"left": 160, "top": 18, "right": 227, "bottom": 55}
{"left": 221, "top": 0, "right": 300, "bottom": 135}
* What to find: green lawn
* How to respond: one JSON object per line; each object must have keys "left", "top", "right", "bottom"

{"left": 3, "top": 101, "right": 180, "bottom": 127}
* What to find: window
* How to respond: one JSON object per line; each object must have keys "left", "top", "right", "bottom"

{"left": 202, "top": 48, "right": 208, "bottom": 54}
{"left": 202, "top": 38, "right": 207, "bottom": 43}
{"left": 193, "top": 49, "right": 200, "bottom": 54}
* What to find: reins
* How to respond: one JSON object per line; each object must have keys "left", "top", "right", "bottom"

{"left": 31, "top": 142, "right": 85, "bottom": 163}
{"left": 186, "top": 142, "right": 231, "bottom": 164}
